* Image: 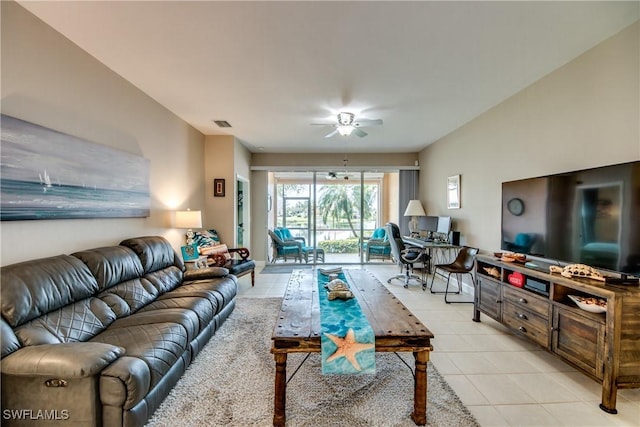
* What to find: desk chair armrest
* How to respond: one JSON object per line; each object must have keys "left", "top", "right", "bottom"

{"left": 400, "top": 248, "right": 426, "bottom": 264}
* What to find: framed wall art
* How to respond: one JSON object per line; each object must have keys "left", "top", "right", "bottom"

{"left": 214, "top": 179, "right": 225, "bottom": 197}
{"left": 447, "top": 174, "right": 461, "bottom": 209}
{"left": 0, "top": 114, "right": 150, "bottom": 220}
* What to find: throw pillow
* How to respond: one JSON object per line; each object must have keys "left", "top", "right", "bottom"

{"left": 192, "top": 229, "right": 221, "bottom": 248}
{"left": 200, "top": 243, "right": 231, "bottom": 261}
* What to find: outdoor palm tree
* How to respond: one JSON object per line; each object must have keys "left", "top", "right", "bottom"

{"left": 317, "top": 184, "right": 377, "bottom": 238}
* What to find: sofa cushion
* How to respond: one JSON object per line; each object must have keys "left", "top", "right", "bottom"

{"left": 1, "top": 318, "right": 21, "bottom": 357}
{"left": 161, "top": 276, "right": 237, "bottom": 314}
{"left": 91, "top": 322, "right": 188, "bottom": 388}
{"left": 120, "top": 236, "right": 183, "bottom": 274}
{"left": 14, "top": 297, "right": 116, "bottom": 346}
{"left": 143, "top": 267, "right": 184, "bottom": 295}
{"left": 97, "top": 278, "right": 159, "bottom": 318}
{"left": 138, "top": 297, "right": 215, "bottom": 332}
{"left": 107, "top": 309, "right": 200, "bottom": 343}
{"left": 72, "top": 246, "right": 145, "bottom": 291}
{"left": 1, "top": 255, "right": 99, "bottom": 327}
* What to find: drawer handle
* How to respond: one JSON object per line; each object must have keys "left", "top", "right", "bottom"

{"left": 496, "top": 299, "right": 502, "bottom": 304}
{"left": 518, "top": 298, "right": 528, "bottom": 304}
{"left": 518, "top": 326, "right": 527, "bottom": 333}
{"left": 517, "top": 313, "right": 528, "bottom": 320}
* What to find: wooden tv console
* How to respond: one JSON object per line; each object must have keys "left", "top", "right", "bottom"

{"left": 473, "top": 255, "right": 640, "bottom": 414}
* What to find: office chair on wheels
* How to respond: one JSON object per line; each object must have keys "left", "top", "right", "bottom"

{"left": 386, "top": 223, "right": 429, "bottom": 288}
{"left": 427, "top": 246, "right": 478, "bottom": 303}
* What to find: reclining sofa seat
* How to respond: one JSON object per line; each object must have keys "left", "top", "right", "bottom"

{"left": 0, "top": 236, "right": 237, "bottom": 427}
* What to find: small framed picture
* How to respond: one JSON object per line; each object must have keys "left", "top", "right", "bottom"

{"left": 447, "top": 174, "right": 461, "bottom": 209}
{"left": 214, "top": 179, "right": 225, "bottom": 197}
{"left": 181, "top": 244, "right": 200, "bottom": 261}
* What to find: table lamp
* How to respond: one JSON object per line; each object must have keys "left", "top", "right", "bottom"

{"left": 403, "top": 200, "right": 426, "bottom": 235}
{"left": 175, "top": 209, "right": 202, "bottom": 245}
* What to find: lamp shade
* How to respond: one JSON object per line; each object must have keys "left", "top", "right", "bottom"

{"left": 175, "top": 210, "right": 202, "bottom": 229}
{"left": 403, "top": 200, "right": 426, "bottom": 217}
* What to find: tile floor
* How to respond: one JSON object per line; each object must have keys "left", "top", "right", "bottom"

{"left": 237, "top": 263, "right": 640, "bottom": 427}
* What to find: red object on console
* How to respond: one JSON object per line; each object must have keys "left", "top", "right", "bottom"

{"left": 508, "top": 271, "right": 524, "bottom": 287}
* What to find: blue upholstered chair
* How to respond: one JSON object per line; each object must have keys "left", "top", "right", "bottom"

{"left": 269, "top": 227, "right": 323, "bottom": 263}
{"left": 276, "top": 227, "right": 306, "bottom": 246}
{"left": 363, "top": 227, "right": 392, "bottom": 262}
{"left": 268, "top": 228, "right": 304, "bottom": 263}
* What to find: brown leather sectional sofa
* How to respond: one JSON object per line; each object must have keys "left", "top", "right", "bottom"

{"left": 0, "top": 236, "right": 237, "bottom": 426}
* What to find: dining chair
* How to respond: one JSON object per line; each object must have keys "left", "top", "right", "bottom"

{"left": 427, "top": 246, "right": 479, "bottom": 303}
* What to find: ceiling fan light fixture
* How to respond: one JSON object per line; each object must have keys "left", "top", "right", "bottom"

{"left": 337, "top": 125, "right": 353, "bottom": 136}
{"left": 337, "top": 112, "right": 355, "bottom": 126}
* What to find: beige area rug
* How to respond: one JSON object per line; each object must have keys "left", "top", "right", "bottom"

{"left": 146, "top": 298, "right": 479, "bottom": 427}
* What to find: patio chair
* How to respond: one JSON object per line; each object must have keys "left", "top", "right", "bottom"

{"left": 268, "top": 228, "right": 305, "bottom": 263}
{"left": 363, "top": 227, "right": 392, "bottom": 262}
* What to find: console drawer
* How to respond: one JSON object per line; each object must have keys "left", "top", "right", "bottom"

{"left": 503, "top": 285, "right": 549, "bottom": 317}
{"left": 502, "top": 300, "right": 549, "bottom": 347}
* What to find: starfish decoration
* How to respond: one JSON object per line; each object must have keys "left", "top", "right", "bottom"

{"left": 324, "top": 328, "right": 374, "bottom": 371}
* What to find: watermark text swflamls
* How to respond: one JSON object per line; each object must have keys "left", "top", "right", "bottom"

{"left": 2, "top": 409, "right": 69, "bottom": 421}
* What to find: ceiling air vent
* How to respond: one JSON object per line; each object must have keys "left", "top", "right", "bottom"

{"left": 213, "top": 120, "right": 232, "bottom": 128}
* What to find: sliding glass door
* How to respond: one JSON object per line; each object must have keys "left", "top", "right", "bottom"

{"left": 268, "top": 170, "right": 398, "bottom": 264}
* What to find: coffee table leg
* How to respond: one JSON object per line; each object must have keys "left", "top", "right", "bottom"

{"left": 273, "top": 353, "right": 287, "bottom": 426}
{"left": 411, "top": 350, "right": 428, "bottom": 426}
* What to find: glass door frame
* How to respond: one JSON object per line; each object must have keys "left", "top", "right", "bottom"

{"left": 269, "top": 170, "right": 395, "bottom": 265}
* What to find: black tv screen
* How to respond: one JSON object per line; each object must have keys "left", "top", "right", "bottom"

{"left": 501, "top": 161, "right": 640, "bottom": 275}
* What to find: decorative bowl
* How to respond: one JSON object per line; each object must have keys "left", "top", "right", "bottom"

{"left": 568, "top": 295, "right": 606, "bottom": 313}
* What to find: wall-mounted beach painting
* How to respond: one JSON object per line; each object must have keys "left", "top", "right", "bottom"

{"left": 1, "top": 115, "right": 150, "bottom": 220}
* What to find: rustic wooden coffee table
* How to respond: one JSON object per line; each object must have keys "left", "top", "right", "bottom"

{"left": 271, "top": 269, "right": 434, "bottom": 426}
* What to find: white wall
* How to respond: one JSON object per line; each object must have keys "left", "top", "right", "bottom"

{"left": 1, "top": 2, "right": 206, "bottom": 265}
{"left": 419, "top": 21, "right": 640, "bottom": 254}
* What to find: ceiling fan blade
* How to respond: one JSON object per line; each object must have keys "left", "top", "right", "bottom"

{"left": 354, "top": 118, "right": 383, "bottom": 127}
{"left": 324, "top": 129, "right": 339, "bottom": 138}
{"left": 353, "top": 128, "right": 368, "bottom": 138}
{"left": 310, "top": 123, "right": 334, "bottom": 126}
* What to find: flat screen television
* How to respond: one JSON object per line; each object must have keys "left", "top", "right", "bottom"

{"left": 501, "top": 161, "right": 640, "bottom": 275}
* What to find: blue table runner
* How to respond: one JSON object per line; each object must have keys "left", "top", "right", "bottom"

{"left": 318, "top": 270, "right": 375, "bottom": 374}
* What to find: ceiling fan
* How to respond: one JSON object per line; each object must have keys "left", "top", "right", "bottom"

{"left": 312, "top": 112, "right": 383, "bottom": 138}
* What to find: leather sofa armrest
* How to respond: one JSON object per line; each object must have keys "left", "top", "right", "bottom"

{"left": 100, "top": 356, "right": 150, "bottom": 410}
{"left": 1, "top": 343, "right": 124, "bottom": 378}
{"left": 184, "top": 266, "right": 229, "bottom": 280}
